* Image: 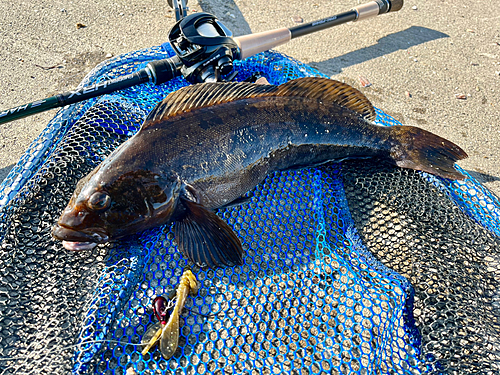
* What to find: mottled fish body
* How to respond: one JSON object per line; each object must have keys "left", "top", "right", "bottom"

{"left": 52, "top": 78, "right": 467, "bottom": 267}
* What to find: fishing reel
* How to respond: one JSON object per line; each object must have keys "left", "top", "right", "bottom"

{"left": 0, "top": 0, "right": 405, "bottom": 124}
{"left": 147, "top": 12, "right": 239, "bottom": 85}
{"left": 168, "top": 12, "right": 239, "bottom": 83}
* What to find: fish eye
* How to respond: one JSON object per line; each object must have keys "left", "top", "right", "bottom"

{"left": 87, "top": 192, "right": 111, "bottom": 211}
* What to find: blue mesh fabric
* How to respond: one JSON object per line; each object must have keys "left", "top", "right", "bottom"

{"left": 0, "top": 44, "right": 499, "bottom": 375}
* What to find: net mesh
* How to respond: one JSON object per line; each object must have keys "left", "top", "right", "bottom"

{"left": 0, "top": 44, "right": 499, "bottom": 375}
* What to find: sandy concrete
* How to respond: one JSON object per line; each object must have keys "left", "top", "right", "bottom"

{"left": 0, "top": 0, "right": 499, "bottom": 196}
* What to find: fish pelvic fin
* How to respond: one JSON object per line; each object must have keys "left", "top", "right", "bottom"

{"left": 144, "top": 77, "right": 376, "bottom": 125}
{"left": 173, "top": 199, "right": 243, "bottom": 268}
{"left": 390, "top": 125, "right": 468, "bottom": 180}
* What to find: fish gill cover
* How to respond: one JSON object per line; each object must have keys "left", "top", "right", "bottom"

{"left": 0, "top": 44, "right": 499, "bottom": 375}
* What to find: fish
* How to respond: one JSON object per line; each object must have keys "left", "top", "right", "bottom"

{"left": 52, "top": 77, "right": 467, "bottom": 268}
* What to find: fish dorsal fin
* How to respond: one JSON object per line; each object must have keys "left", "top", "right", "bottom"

{"left": 145, "top": 77, "right": 376, "bottom": 125}
{"left": 274, "top": 77, "right": 376, "bottom": 121}
{"left": 145, "top": 82, "right": 276, "bottom": 124}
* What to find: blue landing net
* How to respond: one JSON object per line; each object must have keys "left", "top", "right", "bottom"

{"left": 0, "top": 44, "right": 499, "bottom": 375}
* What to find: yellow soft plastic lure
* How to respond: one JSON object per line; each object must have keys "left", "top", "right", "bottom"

{"left": 141, "top": 269, "right": 199, "bottom": 359}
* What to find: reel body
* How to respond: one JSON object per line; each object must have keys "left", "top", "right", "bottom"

{"left": 168, "top": 13, "right": 239, "bottom": 83}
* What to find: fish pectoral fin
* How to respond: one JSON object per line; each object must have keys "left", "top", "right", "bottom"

{"left": 173, "top": 199, "right": 243, "bottom": 268}
{"left": 173, "top": 201, "right": 243, "bottom": 268}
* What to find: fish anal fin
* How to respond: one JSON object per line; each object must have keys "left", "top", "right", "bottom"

{"left": 219, "top": 195, "right": 252, "bottom": 209}
{"left": 173, "top": 198, "right": 244, "bottom": 268}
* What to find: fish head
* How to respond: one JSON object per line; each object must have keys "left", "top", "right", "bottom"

{"left": 52, "top": 166, "right": 181, "bottom": 251}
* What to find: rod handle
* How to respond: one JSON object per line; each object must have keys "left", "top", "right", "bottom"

{"left": 234, "top": 28, "right": 291, "bottom": 60}
{"left": 387, "top": 0, "right": 404, "bottom": 13}
{"left": 354, "top": 0, "right": 404, "bottom": 21}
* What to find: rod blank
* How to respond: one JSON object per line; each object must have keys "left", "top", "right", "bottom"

{"left": 0, "top": 0, "right": 404, "bottom": 125}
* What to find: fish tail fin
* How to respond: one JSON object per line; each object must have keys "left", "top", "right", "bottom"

{"left": 390, "top": 125, "right": 467, "bottom": 180}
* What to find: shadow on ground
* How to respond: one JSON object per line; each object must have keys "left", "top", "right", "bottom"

{"left": 198, "top": 0, "right": 252, "bottom": 35}
{"left": 0, "top": 164, "right": 13, "bottom": 184}
{"left": 466, "top": 170, "right": 500, "bottom": 198}
{"left": 310, "top": 26, "right": 449, "bottom": 75}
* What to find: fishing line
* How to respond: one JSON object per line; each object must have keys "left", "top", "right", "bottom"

{"left": 0, "top": 339, "right": 275, "bottom": 371}
{"left": 0, "top": 339, "right": 143, "bottom": 362}
{"left": 2, "top": 271, "right": 337, "bottom": 369}
{"left": 0, "top": 308, "right": 224, "bottom": 364}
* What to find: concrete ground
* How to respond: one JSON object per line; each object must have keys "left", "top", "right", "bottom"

{"left": 0, "top": 0, "right": 499, "bottom": 196}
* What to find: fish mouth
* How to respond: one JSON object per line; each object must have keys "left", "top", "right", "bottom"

{"left": 62, "top": 241, "right": 98, "bottom": 251}
{"left": 52, "top": 224, "right": 109, "bottom": 251}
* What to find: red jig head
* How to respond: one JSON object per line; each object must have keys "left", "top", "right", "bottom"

{"left": 153, "top": 292, "right": 176, "bottom": 325}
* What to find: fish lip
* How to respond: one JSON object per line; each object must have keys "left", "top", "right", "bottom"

{"left": 52, "top": 223, "right": 109, "bottom": 244}
{"left": 62, "top": 241, "right": 98, "bottom": 251}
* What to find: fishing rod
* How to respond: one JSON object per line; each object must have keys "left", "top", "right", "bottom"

{"left": 0, "top": 0, "right": 403, "bottom": 125}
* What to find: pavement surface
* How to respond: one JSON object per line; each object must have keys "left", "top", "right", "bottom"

{"left": 0, "top": 0, "right": 499, "bottom": 196}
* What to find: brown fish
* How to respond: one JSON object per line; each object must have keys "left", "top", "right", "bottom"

{"left": 52, "top": 77, "right": 467, "bottom": 268}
